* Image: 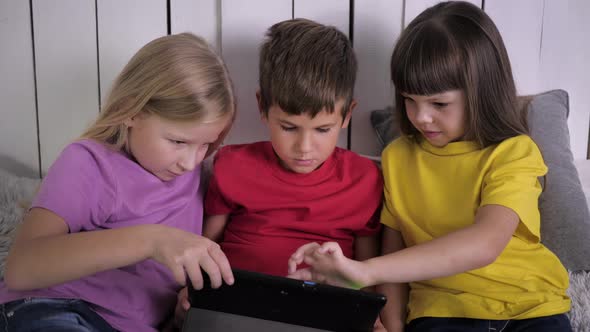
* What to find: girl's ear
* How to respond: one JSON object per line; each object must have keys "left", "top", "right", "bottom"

{"left": 124, "top": 109, "right": 148, "bottom": 128}
{"left": 124, "top": 116, "right": 136, "bottom": 128}
{"left": 119, "top": 97, "right": 146, "bottom": 128}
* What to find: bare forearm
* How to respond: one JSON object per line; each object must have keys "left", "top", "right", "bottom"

{"left": 354, "top": 234, "right": 379, "bottom": 261}
{"left": 354, "top": 234, "right": 379, "bottom": 293}
{"left": 5, "top": 225, "right": 158, "bottom": 290}
{"left": 377, "top": 283, "right": 408, "bottom": 332}
{"left": 365, "top": 206, "right": 520, "bottom": 286}
{"left": 203, "top": 214, "right": 229, "bottom": 242}
{"left": 367, "top": 222, "right": 505, "bottom": 285}
{"left": 378, "top": 228, "right": 408, "bottom": 332}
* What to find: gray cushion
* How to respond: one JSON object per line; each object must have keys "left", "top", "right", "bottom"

{"left": 0, "top": 169, "right": 40, "bottom": 278}
{"left": 528, "top": 90, "right": 590, "bottom": 271}
{"left": 370, "top": 89, "right": 590, "bottom": 271}
{"left": 370, "top": 106, "right": 401, "bottom": 148}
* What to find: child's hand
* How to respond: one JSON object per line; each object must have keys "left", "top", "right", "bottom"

{"left": 173, "top": 287, "right": 191, "bottom": 329}
{"left": 287, "top": 242, "right": 369, "bottom": 289}
{"left": 150, "top": 225, "right": 234, "bottom": 289}
{"left": 374, "top": 316, "right": 387, "bottom": 332}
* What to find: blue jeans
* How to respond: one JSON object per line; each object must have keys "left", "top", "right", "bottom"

{"left": 406, "top": 314, "right": 572, "bottom": 332}
{"left": 0, "top": 298, "right": 118, "bottom": 332}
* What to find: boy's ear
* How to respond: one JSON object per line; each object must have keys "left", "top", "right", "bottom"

{"left": 256, "top": 90, "right": 266, "bottom": 119}
{"left": 341, "top": 99, "right": 357, "bottom": 129}
{"left": 256, "top": 90, "right": 269, "bottom": 126}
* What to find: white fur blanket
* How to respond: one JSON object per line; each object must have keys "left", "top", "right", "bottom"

{"left": 0, "top": 169, "right": 588, "bottom": 331}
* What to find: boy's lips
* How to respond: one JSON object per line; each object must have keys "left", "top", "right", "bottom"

{"left": 294, "top": 159, "right": 314, "bottom": 166}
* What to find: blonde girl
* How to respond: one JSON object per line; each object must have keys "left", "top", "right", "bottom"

{"left": 0, "top": 33, "right": 236, "bottom": 332}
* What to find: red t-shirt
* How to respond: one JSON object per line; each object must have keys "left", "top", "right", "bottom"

{"left": 205, "top": 141, "right": 383, "bottom": 276}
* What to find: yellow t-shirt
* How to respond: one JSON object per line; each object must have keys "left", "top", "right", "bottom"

{"left": 381, "top": 135, "right": 570, "bottom": 322}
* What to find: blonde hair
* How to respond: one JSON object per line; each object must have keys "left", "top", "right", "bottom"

{"left": 81, "top": 33, "right": 235, "bottom": 157}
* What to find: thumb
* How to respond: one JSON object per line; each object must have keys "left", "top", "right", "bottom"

{"left": 318, "top": 242, "right": 343, "bottom": 255}
{"left": 182, "top": 297, "right": 190, "bottom": 310}
{"left": 288, "top": 242, "right": 320, "bottom": 273}
{"left": 287, "top": 267, "right": 314, "bottom": 281}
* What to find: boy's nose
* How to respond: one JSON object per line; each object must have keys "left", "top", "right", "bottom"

{"left": 295, "top": 133, "right": 313, "bottom": 153}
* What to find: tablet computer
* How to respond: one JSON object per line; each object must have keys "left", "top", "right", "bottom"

{"left": 185, "top": 268, "right": 386, "bottom": 332}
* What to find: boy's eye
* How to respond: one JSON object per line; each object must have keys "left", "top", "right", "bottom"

{"left": 316, "top": 128, "right": 330, "bottom": 133}
{"left": 170, "top": 139, "right": 185, "bottom": 145}
{"left": 280, "top": 125, "right": 296, "bottom": 132}
{"left": 433, "top": 102, "right": 448, "bottom": 108}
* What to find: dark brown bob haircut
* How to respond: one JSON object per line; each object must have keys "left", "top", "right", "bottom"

{"left": 390, "top": 1, "right": 528, "bottom": 147}
{"left": 259, "top": 18, "right": 357, "bottom": 119}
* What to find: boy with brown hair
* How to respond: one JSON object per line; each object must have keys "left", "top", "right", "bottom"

{"left": 173, "top": 18, "right": 384, "bottom": 329}
{"left": 204, "top": 18, "right": 383, "bottom": 277}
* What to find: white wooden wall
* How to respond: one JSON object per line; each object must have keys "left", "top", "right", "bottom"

{"left": 1, "top": 0, "right": 589, "bottom": 178}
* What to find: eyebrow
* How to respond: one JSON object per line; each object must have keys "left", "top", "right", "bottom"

{"left": 166, "top": 133, "right": 193, "bottom": 143}
{"left": 402, "top": 93, "right": 453, "bottom": 101}
{"left": 278, "top": 119, "right": 338, "bottom": 128}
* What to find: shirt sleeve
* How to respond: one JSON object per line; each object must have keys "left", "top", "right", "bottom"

{"left": 353, "top": 160, "right": 384, "bottom": 237}
{"left": 32, "top": 142, "right": 117, "bottom": 232}
{"left": 204, "top": 151, "right": 236, "bottom": 216}
{"left": 355, "top": 205, "right": 382, "bottom": 237}
{"left": 480, "top": 136, "right": 547, "bottom": 243}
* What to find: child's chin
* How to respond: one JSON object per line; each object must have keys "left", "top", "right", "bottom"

{"left": 287, "top": 164, "right": 318, "bottom": 174}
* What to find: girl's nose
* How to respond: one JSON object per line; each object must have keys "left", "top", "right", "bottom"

{"left": 178, "top": 148, "right": 204, "bottom": 172}
{"left": 415, "top": 107, "right": 434, "bottom": 124}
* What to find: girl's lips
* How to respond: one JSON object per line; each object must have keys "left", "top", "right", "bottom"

{"left": 167, "top": 170, "right": 183, "bottom": 177}
{"left": 423, "top": 131, "right": 441, "bottom": 139}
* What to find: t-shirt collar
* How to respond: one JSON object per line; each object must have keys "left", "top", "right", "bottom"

{"left": 419, "top": 137, "right": 480, "bottom": 156}
{"left": 262, "top": 141, "right": 336, "bottom": 185}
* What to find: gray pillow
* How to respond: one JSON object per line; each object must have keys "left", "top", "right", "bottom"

{"left": 527, "top": 90, "right": 590, "bottom": 271}
{"left": 0, "top": 169, "right": 40, "bottom": 278}
{"left": 370, "top": 89, "right": 590, "bottom": 271}
{"left": 370, "top": 106, "right": 401, "bottom": 147}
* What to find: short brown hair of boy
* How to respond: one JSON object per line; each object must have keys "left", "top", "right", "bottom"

{"left": 259, "top": 18, "right": 357, "bottom": 120}
{"left": 390, "top": 1, "right": 528, "bottom": 147}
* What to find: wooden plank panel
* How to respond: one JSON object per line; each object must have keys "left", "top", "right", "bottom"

{"left": 485, "top": 0, "right": 544, "bottom": 95}
{"left": 0, "top": 0, "right": 39, "bottom": 177}
{"left": 294, "top": 0, "right": 350, "bottom": 148}
{"left": 221, "top": 0, "right": 292, "bottom": 145}
{"left": 171, "top": 0, "right": 219, "bottom": 50}
{"left": 539, "top": 0, "right": 590, "bottom": 159}
{"left": 97, "top": 0, "right": 167, "bottom": 104}
{"left": 351, "top": 0, "right": 403, "bottom": 156}
{"left": 404, "top": 0, "right": 481, "bottom": 27}
{"left": 294, "top": 0, "right": 348, "bottom": 35}
{"left": 33, "top": 0, "right": 99, "bottom": 174}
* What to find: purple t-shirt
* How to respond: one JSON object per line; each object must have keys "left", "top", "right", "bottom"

{"left": 0, "top": 139, "right": 204, "bottom": 331}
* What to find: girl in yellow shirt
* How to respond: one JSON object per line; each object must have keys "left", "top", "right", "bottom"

{"left": 288, "top": 2, "right": 571, "bottom": 332}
